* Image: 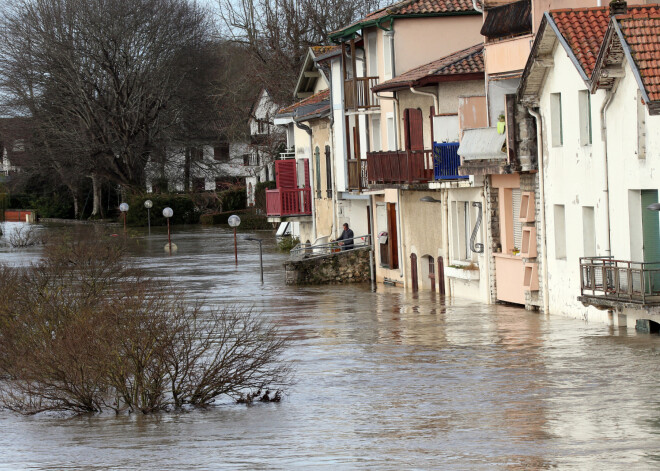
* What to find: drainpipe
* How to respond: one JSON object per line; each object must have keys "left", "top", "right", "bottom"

{"left": 295, "top": 120, "right": 317, "bottom": 241}
{"left": 472, "top": 0, "right": 483, "bottom": 13}
{"left": 410, "top": 87, "right": 439, "bottom": 115}
{"left": 600, "top": 86, "right": 617, "bottom": 258}
{"left": 375, "top": 91, "right": 400, "bottom": 150}
{"left": 328, "top": 75, "right": 338, "bottom": 239}
{"left": 526, "top": 107, "right": 549, "bottom": 315}
{"left": 397, "top": 188, "right": 405, "bottom": 280}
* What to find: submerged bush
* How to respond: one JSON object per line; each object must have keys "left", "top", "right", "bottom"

{"left": 0, "top": 236, "right": 292, "bottom": 415}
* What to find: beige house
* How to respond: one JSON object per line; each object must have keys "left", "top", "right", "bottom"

{"left": 328, "top": 0, "right": 484, "bottom": 290}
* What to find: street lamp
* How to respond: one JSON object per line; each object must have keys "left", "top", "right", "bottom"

{"left": 119, "top": 202, "right": 129, "bottom": 233}
{"left": 163, "top": 207, "right": 174, "bottom": 254}
{"left": 144, "top": 199, "right": 153, "bottom": 236}
{"left": 245, "top": 236, "right": 264, "bottom": 283}
{"left": 228, "top": 215, "right": 241, "bottom": 266}
{"left": 420, "top": 195, "right": 442, "bottom": 203}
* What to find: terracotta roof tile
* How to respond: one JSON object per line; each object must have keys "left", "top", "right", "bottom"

{"left": 332, "top": 0, "right": 477, "bottom": 37}
{"left": 373, "top": 43, "right": 483, "bottom": 91}
{"left": 277, "top": 89, "right": 330, "bottom": 115}
{"left": 550, "top": 5, "right": 660, "bottom": 77}
{"left": 618, "top": 14, "right": 660, "bottom": 101}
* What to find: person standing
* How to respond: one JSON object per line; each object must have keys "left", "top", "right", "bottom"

{"left": 336, "top": 223, "right": 354, "bottom": 251}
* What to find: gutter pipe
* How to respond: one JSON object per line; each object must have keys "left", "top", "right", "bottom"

{"left": 410, "top": 87, "right": 439, "bottom": 114}
{"left": 472, "top": 0, "right": 483, "bottom": 13}
{"left": 526, "top": 107, "right": 549, "bottom": 315}
{"left": 295, "top": 120, "right": 317, "bottom": 241}
{"left": 600, "top": 86, "right": 617, "bottom": 258}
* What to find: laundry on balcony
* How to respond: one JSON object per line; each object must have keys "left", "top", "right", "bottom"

{"left": 458, "top": 127, "right": 507, "bottom": 161}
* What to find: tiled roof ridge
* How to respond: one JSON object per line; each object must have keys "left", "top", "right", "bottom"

{"left": 549, "top": 4, "right": 651, "bottom": 15}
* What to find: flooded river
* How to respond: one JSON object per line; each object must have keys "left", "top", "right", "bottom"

{"left": 1, "top": 223, "right": 660, "bottom": 470}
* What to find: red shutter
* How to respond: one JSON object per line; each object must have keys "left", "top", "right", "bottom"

{"left": 275, "top": 160, "right": 297, "bottom": 188}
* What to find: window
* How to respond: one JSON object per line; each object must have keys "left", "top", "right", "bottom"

{"left": 368, "top": 33, "right": 378, "bottom": 77}
{"left": 578, "top": 90, "right": 592, "bottom": 146}
{"left": 213, "top": 143, "right": 230, "bottom": 161}
{"left": 325, "top": 145, "right": 332, "bottom": 198}
{"left": 190, "top": 147, "right": 203, "bottom": 162}
{"left": 582, "top": 206, "right": 596, "bottom": 256}
{"left": 637, "top": 89, "right": 646, "bottom": 159}
{"left": 512, "top": 189, "right": 522, "bottom": 250}
{"left": 383, "top": 32, "right": 393, "bottom": 79}
{"left": 192, "top": 177, "right": 205, "bottom": 192}
{"left": 386, "top": 113, "right": 396, "bottom": 151}
{"left": 550, "top": 93, "right": 563, "bottom": 147}
{"left": 11, "top": 139, "right": 25, "bottom": 153}
{"left": 554, "top": 204, "right": 567, "bottom": 259}
{"left": 451, "top": 201, "right": 480, "bottom": 262}
{"left": 371, "top": 115, "right": 382, "bottom": 152}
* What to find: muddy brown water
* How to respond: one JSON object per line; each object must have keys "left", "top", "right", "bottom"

{"left": 1, "top": 223, "right": 660, "bottom": 470}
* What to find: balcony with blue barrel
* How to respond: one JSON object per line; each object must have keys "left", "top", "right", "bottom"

{"left": 433, "top": 142, "right": 467, "bottom": 180}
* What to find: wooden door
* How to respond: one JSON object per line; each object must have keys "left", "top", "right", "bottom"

{"left": 387, "top": 202, "right": 398, "bottom": 269}
{"left": 428, "top": 256, "right": 436, "bottom": 292}
{"left": 410, "top": 253, "right": 418, "bottom": 292}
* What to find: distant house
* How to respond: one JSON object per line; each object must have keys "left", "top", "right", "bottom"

{"left": 0, "top": 117, "right": 32, "bottom": 182}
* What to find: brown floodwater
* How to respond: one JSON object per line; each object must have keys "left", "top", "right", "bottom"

{"left": 1, "top": 223, "right": 660, "bottom": 470}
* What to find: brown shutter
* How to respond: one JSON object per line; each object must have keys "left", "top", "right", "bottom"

{"left": 410, "top": 253, "right": 418, "bottom": 292}
{"left": 387, "top": 202, "right": 398, "bottom": 269}
{"left": 403, "top": 108, "right": 411, "bottom": 150}
{"left": 409, "top": 108, "right": 424, "bottom": 151}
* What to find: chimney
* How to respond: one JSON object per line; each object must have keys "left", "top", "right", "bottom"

{"left": 610, "top": 0, "right": 627, "bottom": 16}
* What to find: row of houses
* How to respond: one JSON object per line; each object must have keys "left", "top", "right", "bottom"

{"left": 262, "top": 0, "right": 660, "bottom": 328}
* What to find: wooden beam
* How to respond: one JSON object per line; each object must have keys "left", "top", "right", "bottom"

{"left": 296, "top": 92, "right": 313, "bottom": 99}
{"left": 601, "top": 66, "right": 625, "bottom": 78}
{"left": 534, "top": 56, "right": 554, "bottom": 68}
{"left": 303, "top": 71, "right": 320, "bottom": 78}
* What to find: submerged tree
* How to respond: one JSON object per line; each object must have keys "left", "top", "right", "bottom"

{"left": 0, "top": 235, "right": 292, "bottom": 414}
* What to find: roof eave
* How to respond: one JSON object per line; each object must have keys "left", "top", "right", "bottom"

{"left": 612, "top": 18, "right": 652, "bottom": 105}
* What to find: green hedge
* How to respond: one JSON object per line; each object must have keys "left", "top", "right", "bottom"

{"left": 125, "top": 194, "right": 200, "bottom": 226}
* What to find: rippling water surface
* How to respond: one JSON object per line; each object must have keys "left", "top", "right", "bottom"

{"left": 1, "top": 223, "right": 660, "bottom": 470}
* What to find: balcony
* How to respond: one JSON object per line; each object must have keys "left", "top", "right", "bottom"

{"left": 344, "top": 77, "right": 380, "bottom": 111}
{"left": 242, "top": 154, "right": 259, "bottom": 166}
{"left": 433, "top": 142, "right": 468, "bottom": 180}
{"left": 366, "top": 150, "right": 433, "bottom": 185}
{"left": 347, "top": 159, "right": 367, "bottom": 190}
{"left": 279, "top": 148, "right": 295, "bottom": 160}
{"left": 265, "top": 188, "right": 312, "bottom": 217}
{"left": 579, "top": 257, "right": 660, "bottom": 308}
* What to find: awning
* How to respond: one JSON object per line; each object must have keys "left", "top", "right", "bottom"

{"left": 458, "top": 127, "right": 507, "bottom": 161}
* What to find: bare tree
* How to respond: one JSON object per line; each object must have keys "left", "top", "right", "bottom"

{"left": 217, "top": 0, "right": 382, "bottom": 104}
{"left": 0, "top": 0, "right": 213, "bottom": 192}
{"left": 0, "top": 234, "right": 292, "bottom": 414}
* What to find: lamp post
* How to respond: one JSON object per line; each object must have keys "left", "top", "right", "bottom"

{"left": 119, "top": 202, "right": 129, "bottom": 233}
{"left": 144, "top": 199, "right": 153, "bottom": 236}
{"left": 245, "top": 236, "right": 264, "bottom": 283}
{"left": 228, "top": 215, "right": 241, "bottom": 266}
{"left": 163, "top": 207, "right": 174, "bottom": 254}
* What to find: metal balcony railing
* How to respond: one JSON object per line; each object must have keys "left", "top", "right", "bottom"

{"left": 433, "top": 142, "right": 468, "bottom": 180}
{"left": 344, "top": 77, "right": 380, "bottom": 110}
{"left": 366, "top": 149, "right": 434, "bottom": 185}
{"left": 279, "top": 149, "right": 295, "bottom": 160}
{"left": 265, "top": 188, "right": 312, "bottom": 217}
{"left": 579, "top": 256, "right": 660, "bottom": 305}
{"left": 290, "top": 234, "right": 372, "bottom": 261}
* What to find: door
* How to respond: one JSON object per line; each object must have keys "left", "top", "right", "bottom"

{"left": 428, "top": 256, "right": 436, "bottom": 292}
{"left": 410, "top": 253, "right": 418, "bottom": 292}
{"left": 641, "top": 190, "right": 660, "bottom": 291}
{"left": 387, "top": 202, "right": 398, "bottom": 269}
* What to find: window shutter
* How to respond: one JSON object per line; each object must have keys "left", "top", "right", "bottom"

{"left": 513, "top": 189, "right": 522, "bottom": 249}
{"left": 275, "top": 159, "right": 297, "bottom": 188}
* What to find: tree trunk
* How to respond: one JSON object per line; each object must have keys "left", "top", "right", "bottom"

{"left": 90, "top": 174, "right": 102, "bottom": 218}
{"left": 184, "top": 148, "right": 191, "bottom": 193}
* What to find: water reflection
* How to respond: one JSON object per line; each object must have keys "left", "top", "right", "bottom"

{"left": 0, "top": 224, "right": 660, "bottom": 469}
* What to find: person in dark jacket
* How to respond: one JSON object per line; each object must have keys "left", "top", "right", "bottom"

{"left": 336, "top": 223, "right": 354, "bottom": 251}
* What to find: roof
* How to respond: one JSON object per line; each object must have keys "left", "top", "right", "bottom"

{"left": 296, "top": 104, "right": 331, "bottom": 121}
{"left": 549, "top": 5, "right": 660, "bottom": 77}
{"left": 372, "top": 43, "right": 484, "bottom": 92}
{"left": 457, "top": 127, "right": 507, "bottom": 160}
{"left": 480, "top": 0, "right": 531, "bottom": 39}
{"left": 311, "top": 45, "right": 340, "bottom": 56}
{"left": 617, "top": 14, "right": 660, "bottom": 101}
{"left": 277, "top": 89, "right": 330, "bottom": 116}
{"left": 330, "top": 0, "right": 478, "bottom": 41}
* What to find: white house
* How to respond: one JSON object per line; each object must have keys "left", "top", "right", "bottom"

{"left": 518, "top": 2, "right": 660, "bottom": 327}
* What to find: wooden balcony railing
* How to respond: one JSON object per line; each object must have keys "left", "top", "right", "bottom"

{"left": 347, "top": 159, "right": 368, "bottom": 190}
{"left": 366, "top": 150, "right": 434, "bottom": 185}
{"left": 433, "top": 142, "right": 468, "bottom": 180}
{"left": 265, "top": 188, "right": 312, "bottom": 217}
{"left": 579, "top": 256, "right": 660, "bottom": 305}
{"left": 344, "top": 77, "right": 380, "bottom": 110}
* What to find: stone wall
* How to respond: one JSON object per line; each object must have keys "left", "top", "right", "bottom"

{"left": 285, "top": 247, "right": 372, "bottom": 285}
